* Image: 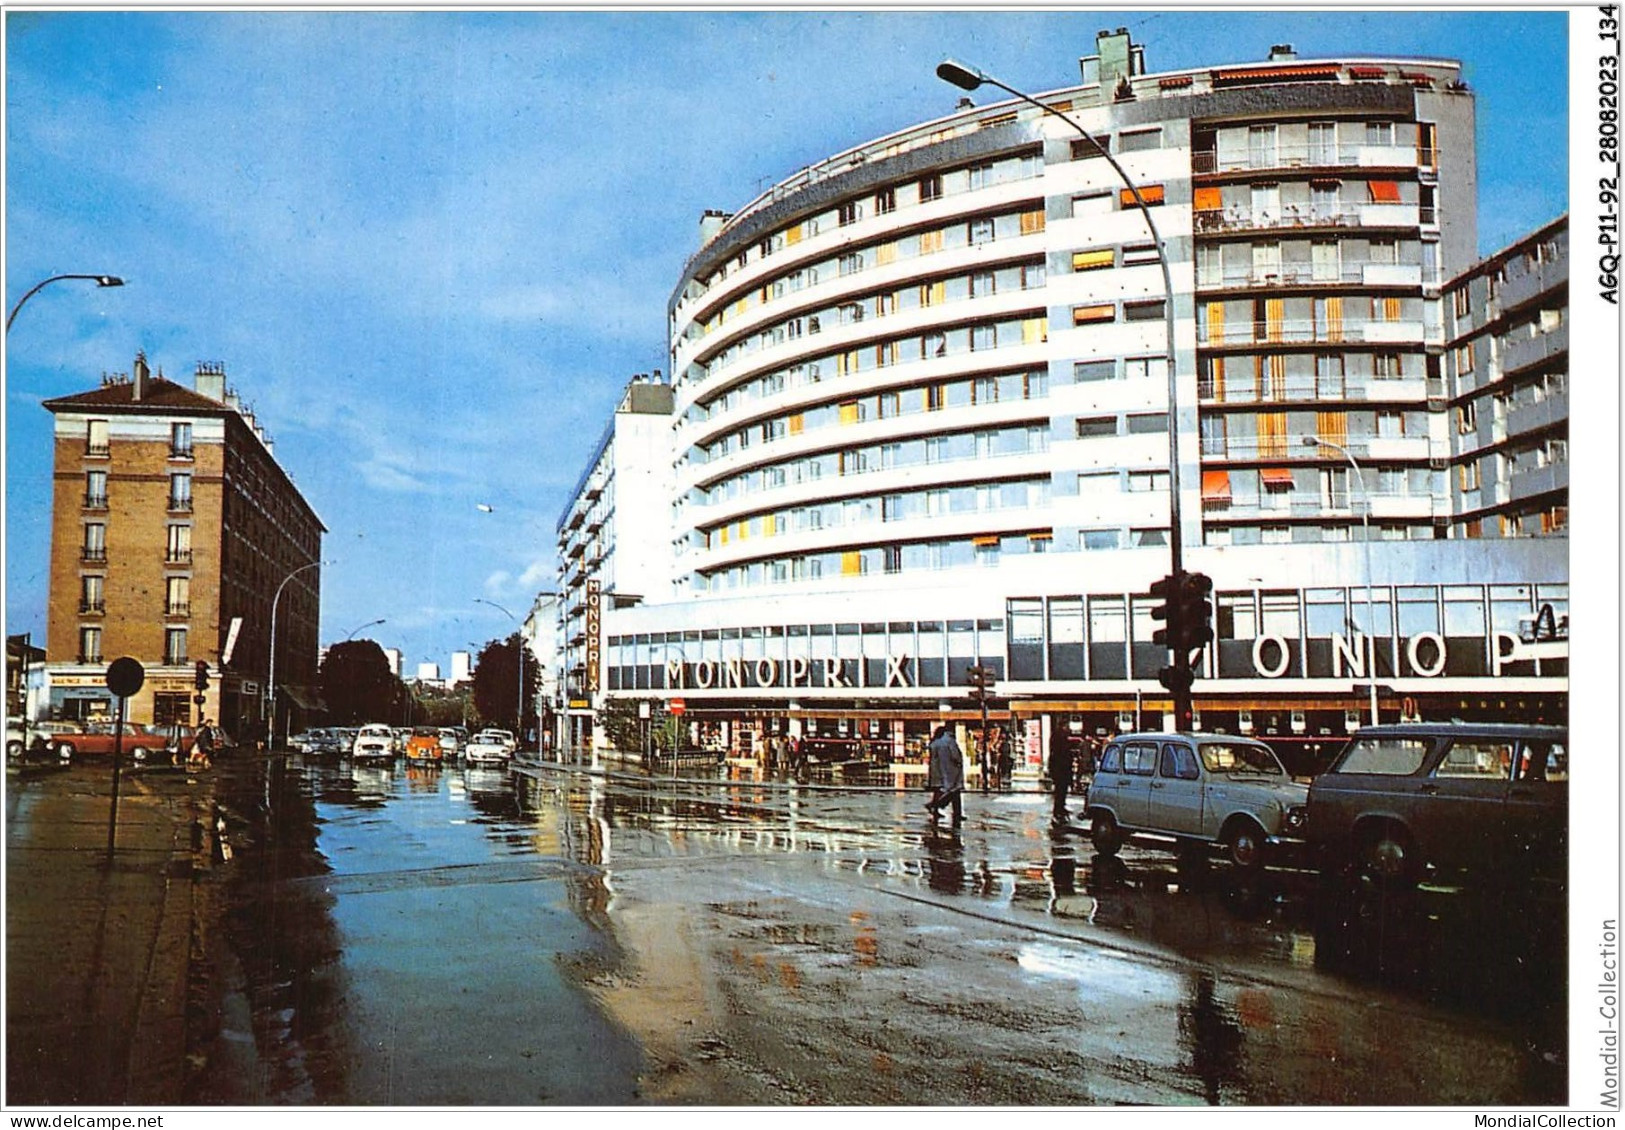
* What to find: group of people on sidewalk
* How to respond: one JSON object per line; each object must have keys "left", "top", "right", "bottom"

{"left": 925, "top": 721, "right": 1098, "bottom": 827}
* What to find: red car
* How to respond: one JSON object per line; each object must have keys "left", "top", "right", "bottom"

{"left": 51, "top": 721, "right": 180, "bottom": 762}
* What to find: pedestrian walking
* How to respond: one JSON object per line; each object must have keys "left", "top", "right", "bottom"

{"left": 996, "top": 728, "right": 1015, "bottom": 792}
{"left": 925, "top": 724, "right": 965, "bottom": 824}
{"left": 188, "top": 718, "right": 216, "bottom": 770}
{"left": 1048, "top": 719, "right": 1074, "bottom": 823}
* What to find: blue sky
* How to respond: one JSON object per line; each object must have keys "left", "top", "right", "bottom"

{"left": 4, "top": 9, "right": 1568, "bottom": 673}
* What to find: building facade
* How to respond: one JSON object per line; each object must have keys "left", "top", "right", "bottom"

{"left": 562, "top": 34, "right": 1566, "bottom": 770}
{"left": 43, "top": 357, "right": 324, "bottom": 737}
{"left": 1442, "top": 216, "right": 1568, "bottom": 539}
{"left": 555, "top": 375, "right": 675, "bottom": 751}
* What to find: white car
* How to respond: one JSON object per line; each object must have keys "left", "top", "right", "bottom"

{"left": 464, "top": 729, "right": 514, "bottom": 766}
{"left": 352, "top": 723, "right": 396, "bottom": 763}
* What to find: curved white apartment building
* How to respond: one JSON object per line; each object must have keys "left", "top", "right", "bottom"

{"left": 566, "top": 33, "right": 1566, "bottom": 767}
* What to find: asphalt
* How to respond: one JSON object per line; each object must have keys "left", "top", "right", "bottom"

{"left": 5, "top": 756, "right": 227, "bottom": 1106}
{"left": 2, "top": 748, "right": 1068, "bottom": 1107}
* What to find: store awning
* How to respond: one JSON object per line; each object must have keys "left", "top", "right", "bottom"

{"left": 1367, "top": 180, "right": 1402, "bottom": 203}
{"left": 1260, "top": 467, "right": 1295, "bottom": 487}
{"left": 1201, "top": 470, "right": 1232, "bottom": 501}
{"left": 1119, "top": 184, "right": 1165, "bottom": 208}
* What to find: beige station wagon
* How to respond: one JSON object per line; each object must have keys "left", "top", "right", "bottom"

{"left": 1087, "top": 733, "right": 1309, "bottom": 870}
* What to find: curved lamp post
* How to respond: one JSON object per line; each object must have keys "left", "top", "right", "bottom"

{"left": 7, "top": 274, "right": 124, "bottom": 333}
{"left": 1303, "top": 435, "right": 1380, "bottom": 725}
{"left": 343, "top": 617, "right": 386, "bottom": 642}
{"left": 268, "top": 559, "right": 323, "bottom": 749}
{"left": 474, "top": 598, "right": 527, "bottom": 741}
{"left": 936, "top": 59, "right": 1192, "bottom": 724}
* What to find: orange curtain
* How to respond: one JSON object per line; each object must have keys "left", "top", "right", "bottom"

{"left": 1258, "top": 412, "right": 1287, "bottom": 458}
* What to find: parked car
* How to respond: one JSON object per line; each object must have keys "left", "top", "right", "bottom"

{"left": 1086, "top": 732, "right": 1309, "bottom": 870}
{"left": 464, "top": 729, "right": 515, "bottom": 766}
{"left": 1307, "top": 722, "right": 1567, "bottom": 892}
{"left": 352, "top": 723, "right": 396, "bottom": 764}
{"left": 47, "top": 721, "right": 172, "bottom": 763}
{"left": 437, "top": 727, "right": 464, "bottom": 761}
{"left": 405, "top": 727, "right": 445, "bottom": 764}
{"left": 7, "top": 720, "right": 76, "bottom": 760}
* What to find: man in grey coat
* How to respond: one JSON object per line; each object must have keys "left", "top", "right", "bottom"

{"left": 926, "top": 724, "right": 965, "bottom": 824}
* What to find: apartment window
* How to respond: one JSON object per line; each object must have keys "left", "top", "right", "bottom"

{"left": 1124, "top": 356, "right": 1169, "bottom": 380}
{"left": 1073, "top": 248, "right": 1114, "bottom": 272}
{"left": 1119, "top": 127, "right": 1162, "bottom": 152}
{"left": 1072, "top": 190, "right": 1113, "bottom": 218}
{"left": 1311, "top": 182, "right": 1341, "bottom": 218}
{"left": 971, "top": 324, "right": 997, "bottom": 351}
{"left": 1121, "top": 243, "right": 1160, "bottom": 267}
{"left": 1453, "top": 287, "right": 1472, "bottom": 318}
{"left": 1124, "top": 299, "right": 1166, "bottom": 322}
{"left": 165, "top": 628, "right": 188, "bottom": 665}
{"left": 970, "top": 217, "right": 995, "bottom": 245}
{"left": 169, "top": 472, "right": 192, "bottom": 510}
{"left": 1074, "top": 359, "right": 1116, "bottom": 383}
{"left": 839, "top": 201, "right": 864, "bottom": 226}
{"left": 1248, "top": 124, "right": 1278, "bottom": 167}
{"left": 166, "top": 576, "right": 190, "bottom": 617}
{"left": 79, "top": 626, "right": 103, "bottom": 664}
{"left": 1373, "top": 353, "right": 1404, "bottom": 378}
{"left": 1459, "top": 461, "right": 1482, "bottom": 491}
{"left": 875, "top": 187, "right": 896, "bottom": 215}
{"left": 1073, "top": 304, "right": 1116, "bottom": 325}
{"left": 1260, "top": 526, "right": 1292, "bottom": 545}
{"left": 1022, "top": 263, "right": 1047, "bottom": 289}
{"left": 1082, "top": 529, "right": 1120, "bottom": 550}
{"left": 1456, "top": 342, "right": 1475, "bottom": 372}
{"left": 1368, "top": 239, "right": 1398, "bottom": 264}
{"left": 1128, "top": 470, "right": 1170, "bottom": 493}
{"left": 1366, "top": 121, "right": 1394, "bottom": 147}
{"left": 919, "top": 229, "right": 944, "bottom": 255}
{"left": 83, "top": 522, "right": 107, "bottom": 563}
{"left": 1076, "top": 416, "right": 1117, "bottom": 439}
{"left": 1126, "top": 413, "right": 1166, "bottom": 435}
{"left": 86, "top": 419, "right": 109, "bottom": 456}
{"left": 170, "top": 421, "right": 193, "bottom": 458}
{"left": 1311, "top": 241, "right": 1340, "bottom": 282}
{"left": 1376, "top": 410, "right": 1405, "bottom": 438}
{"left": 919, "top": 174, "right": 943, "bottom": 202}
{"left": 1071, "top": 135, "right": 1109, "bottom": 161}
{"left": 1308, "top": 121, "right": 1338, "bottom": 164}
{"left": 839, "top": 252, "right": 863, "bottom": 276}
{"left": 1119, "top": 184, "right": 1165, "bottom": 208}
{"left": 84, "top": 470, "right": 107, "bottom": 509}
{"left": 79, "top": 575, "right": 104, "bottom": 614}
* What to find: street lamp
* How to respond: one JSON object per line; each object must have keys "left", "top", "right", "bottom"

{"left": 7, "top": 274, "right": 124, "bottom": 333}
{"left": 1303, "top": 436, "right": 1380, "bottom": 725}
{"left": 343, "top": 617, "right": 386, "bottom": 642}
{"left": 474, "top": 598, "right": 527, "bottom": 743}
{"left": 268, "top": 559, "right": 323, "bottom": 749}
{"left": 936, "top": 59, "right": 1193, "bottom": 726}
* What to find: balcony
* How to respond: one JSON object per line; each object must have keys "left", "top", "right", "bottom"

{"left": 1195, "top": 206, "right": 1420, "bottom": 237}
{"left": 1500, "top": 325, "right": 1567, "bottom": 376}
{"left": 167, "top": 497, "right": 193, "bottom": 512}
{"left": 1195, "top": 262, "right": 1420, "bottom": 293}
{"left": 1191, "top": 144, "right": 1435, "bottom": 177}
{"left": 81, "top": 548, "right": 107, "bottom": 564}
{"left": 165, "top": 603, "right": 191, "bottom": 618}
{"left": 1197, "top": 375, "right": 1428, "bottom": 406}
{"left": 78, "top": 600, "right": 105, "bottom": 614}
{"left": 1198, "top": 319, "right": 1425, "bottom": 347}
{"left": 82, "top": 494, "right": 108, "bottom": 510}
{"left": 169, "top": 446, "right": 194, "bottom": 461}
{"left": 85, "top": 443, "right": 109, "bottom": 458}
{"left": 165, "top": 549, "right": 193, "bottom": 564}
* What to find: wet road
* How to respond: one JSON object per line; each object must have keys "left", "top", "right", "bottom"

{"left": 201, "top": 755, "right": 1567, "bottom": 1106}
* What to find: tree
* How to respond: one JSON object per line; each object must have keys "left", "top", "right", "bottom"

{"left": 597, "top": 697, "right": 679, "bottom": 757}
{"left": 471, "top": 634, "right": 541, "bottom": 739}
{"left": 319, "top": 640, "right": 402, "bottom": 725}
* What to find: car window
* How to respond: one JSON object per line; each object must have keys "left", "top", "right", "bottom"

{"left": 1336, "top": 736, "right": 1431, "bottom": 775}
{"left": 1123, "top": 742, "right": 1158, "bottom": 776}
{"left": 1159, "top": 743, "right": 1200, "bottom": 780}
{"left": 1518, "top": 740, "right": 1568, "bottom": 783}
{"left": 1435, "top": 739, "right": 1513, "bottom": 780}
{"left": 1099, "top": 745, "right": 1122, "bottom": 773}
{"left": 1197, "top": 741, "right": 1283, "bottom": 776}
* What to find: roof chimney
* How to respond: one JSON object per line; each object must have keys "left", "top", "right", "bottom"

{"left": 699, "top": 209, "right": 731, "bottom": 248}
{"left": 132, "top": 352, "right": 149, "bottom": 401}
{"left": 194, "top": 361, "right": 226, "bottom": 403}
{"left": 1269, "top": 43, "right": 1297, "bottom": 61}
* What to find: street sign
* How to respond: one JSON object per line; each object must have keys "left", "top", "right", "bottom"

{"left": 670, "top": 698, "right": 687, "bottom": 716}
{"left": 193, "top": 693, "right": 207, "bottom": 706}
{"left": 221, "top": 616, "right": 243, "bottom": 665}
{"left": 105, "top": 657, "right": 144, "bottom": 699}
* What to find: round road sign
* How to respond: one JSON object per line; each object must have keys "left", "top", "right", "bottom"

{"left": 105, "top": 657, "right": 145, "bottom": 699}
{"left": 670, "top": 698, "right": 686, "bottom": 716}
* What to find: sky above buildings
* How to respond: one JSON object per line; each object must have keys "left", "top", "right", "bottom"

{"left": 4, "top": 8, "right": 1568, "bottom": 673}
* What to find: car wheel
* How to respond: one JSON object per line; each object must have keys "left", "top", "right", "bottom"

{"left": 6, "top": 740, "right": 22, "bottom": 761}
{"left": 1090, "top": 810, "right": 1122, "bottom": 856}
{"left": 1358, "top": 825, "right": 1417, "bottom": 887}
{"left": 1227, "top": 821, "right": 1268, "bottom": 872}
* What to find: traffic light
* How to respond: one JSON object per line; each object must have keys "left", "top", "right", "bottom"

{"left": 1157, "top": 664, "right": 1194, "bottom": 694}
{"left": 1149, "top": 571, "right": 1180, "bottom": 648}
{"left": 194, "top": 660, "right": 210, "bottom": 691}
{"left": 966, "top": 665, "right": 996, "bottom": 704}
{"left": 1179, "top": 572, "right": 1215, "bottom": 657}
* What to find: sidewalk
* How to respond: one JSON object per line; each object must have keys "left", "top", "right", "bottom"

{"left": 5, "top": 761, "right": 223, "bottom": 1105}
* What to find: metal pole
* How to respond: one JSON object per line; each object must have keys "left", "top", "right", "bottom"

{"left": 8, "top": 273, "right": 124, "bottom": 333}
{"left": 106, "top": 696, "right": 126, "bottom": 864}
{"left": 268, "top": 560, "right": 321, "bottom": 751}
{"left": 1307, "top": 436, "right": 1379, "bottom": 725}
{"left": 935, "top": 63, "right": 1189, "bottom": 725}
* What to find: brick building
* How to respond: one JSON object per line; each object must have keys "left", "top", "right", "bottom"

{"left": 42, "top": 355, "right": 324, "bottom": 738}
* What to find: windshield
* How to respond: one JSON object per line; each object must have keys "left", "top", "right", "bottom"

{"left": 1197, "top": 741, "right": 1285, "bottom": 776}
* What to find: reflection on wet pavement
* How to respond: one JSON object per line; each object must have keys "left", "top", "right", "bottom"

{"left": 200, "top": 757, "right": 1565, "bottom": 1106}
